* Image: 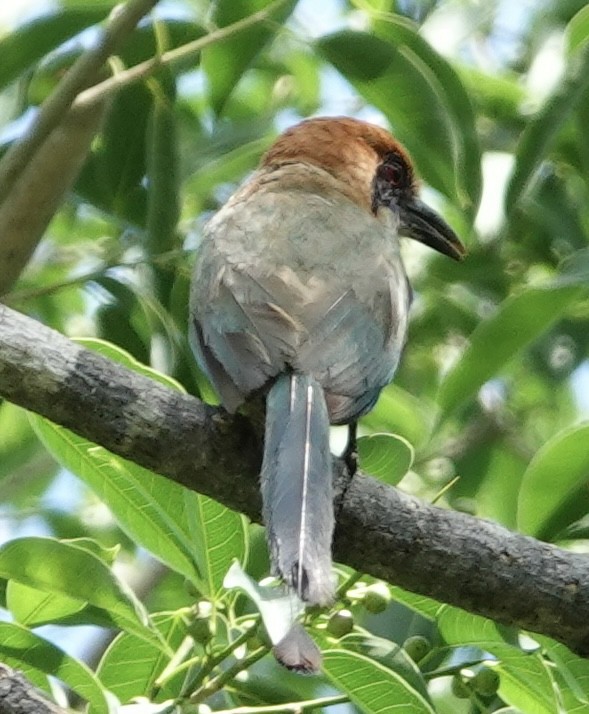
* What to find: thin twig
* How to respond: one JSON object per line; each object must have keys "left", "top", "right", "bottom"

{"left": 189, "top": 647, "right": 269, "bottom": 704}
{"left": 0, "top": 0, "right": 159, "bottom": 201}
{"left": 74, "top": 0, "right": 288, "bottom": 110}
{"left": 187, "top": 618, "right": 262, "bottom": 691}
{"left": 210, "top": 695, "right": 350, "bottom": 714}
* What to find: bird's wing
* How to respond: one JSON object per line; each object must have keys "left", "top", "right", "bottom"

{"left": 190, "top": 186, "right": 410, "bottom": 418}
{"left": 190, "top": 258, "right": 303, "bottom": 411}
{"left": 294, "top": 281, "right": 408, "bottom": 423}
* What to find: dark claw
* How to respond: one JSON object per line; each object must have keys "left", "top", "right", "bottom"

{"left": 343, "top": 421, "right": 358, "bottom": 475}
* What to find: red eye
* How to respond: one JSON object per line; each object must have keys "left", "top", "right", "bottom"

{"left": 381, "top": 163, "right": 403, "bottom": 186}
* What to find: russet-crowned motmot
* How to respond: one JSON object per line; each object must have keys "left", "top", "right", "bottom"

{"left": 189, "top": 117, "right": 465, "bottom": 668}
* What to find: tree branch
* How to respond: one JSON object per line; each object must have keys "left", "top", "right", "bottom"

{"left": 0, "top": 101, "right": 108, "bottom": 297}
{"left": 0, "top": 0, "right": 158, "bottom": 202}
{"left": 1, "top": 302, "right": 589, "bottom": 657}
{"left": 0, "top": 664, "right": 67, "bottom": 714}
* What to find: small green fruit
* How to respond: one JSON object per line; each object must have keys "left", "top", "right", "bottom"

{"left": 327, "top": 609, "right": 354, "bottom": 638}
{"left": 363, "top": 583, "right": 391, "bottom": 613}
{"left": 472, "top": 667, "right": 500, "bottom": 696}
{"left": 451, "top": 673, "right": 471, "bottom": 699}
{"left": 403, "top": 635, "right": 431, "bottom": 663}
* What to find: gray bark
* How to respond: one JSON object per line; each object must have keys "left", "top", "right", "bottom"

{"left": 1, "top": 302, "right": 589, "bottom": 657}
{"left": 0, "top": 664, "right": 66, "bottom": 714}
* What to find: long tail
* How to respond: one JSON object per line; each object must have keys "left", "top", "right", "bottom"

{"left": 261, "top": 373, "right": 334, "bottom": 606}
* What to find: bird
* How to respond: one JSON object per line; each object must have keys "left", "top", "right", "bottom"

{"left": 189, "top": 116, "right": 465, "bottom": 670}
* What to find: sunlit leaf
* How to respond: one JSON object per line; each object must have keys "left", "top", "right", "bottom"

{"left": 0, "top": 537, "right": 163, "bottom": 649}
{"left": 0, "top": 622, "right": 113, "bottom": 714}
{"left": 517, "top": 422, "right": 589, "bottom": 539}
{"left": 7, "top": 580, "right": 85, "bottom": 626}
{"left": 566, "top": 5, "right": 589, "bottom": 55}
{"left": 364, "top": 384, "right": 433, "bottom": 447}
{"left": 339, "top": 631, "right": 431, "bottom": 701}
{"left": 30, "top": 339, "right": 247, "bottom": 597}
{"left": 437, "top": 607, "right": 557, "bottom": 714}
{"left": 322, "top": 648, "right": 435, "bottom": 713}
{"left": 0, "top": 7, "right": 108, "bottom": 90}
{"left": 224, "top": 560, "right": 302, "bottom": 645}
{"left": 96, "top": 612, "right": 187, "bottom": 708}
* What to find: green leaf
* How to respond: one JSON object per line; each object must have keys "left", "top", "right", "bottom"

{"left": 96, "top": 612, "right": 187, "bottom": 708}
{"left": 224, "top": 561, "right": 302, "bottom": 645}
{"left": 437, "top": 608, "right": 557, "bottom": 714}
{"left": 566, "top": 5, "right": 589, "bottom": 55}
{"left": 388, "top": 586, "right": 441, "bottom": 620}
{"left": 322, "top": 648, "right": 435, "bottom": 713}
{"left": 187, "top": 493, "right": 249, "bottom": 597}
{"left": 7, "top": 580, "right": 85, "bottom": 626}
{"left": 146, "top": 91, "right": 180, "bottom": 257}
{"left": 0, "top": 622, "right": 113, "bottom": 714}
{"left": 89, "top": 83, "right": 153, "bottom": 224}
{"left": 29, "top": 416, "right": 202, "bottom": 583}
{"left": 357, "top": 433, "right": 413, "bottom": 485}
{"left": 0, "top": 537, "right": 163, "bottom": 649}
{"left": 317, "top": 27, "right": 481, "bottom": 214}
{"left": 339, "top": 631, "right": 431, "bottom": 702}
{"left": 537, "top": 636, "right": 589, "bottom": 709}
{"left": 505, "top": 44, "right": 589, "bottom": 210}
{"left": 437, "top": 284, "right": 583, "bottom": 416}
{"left": 29, "top": 338, "right": 247, "bottom": 597}
{"left": 6, "top": 537, "right": 119, "bottom": 626}
{"left": 202, "top": 0, "right": 298, "bottom": 114}
{"left": 373, "top": 16, "right": 482, "bottom": 214}
{"left": 517, "top": 423, "right": 589, "bottom": 539}
{"left": 0, "top": 7, "right": 109, "bottom": 90}
{"left": 363, "top": 384, "right": 433, "bottom": 447}
{"left": 0, "top": 401, "right": 48, "bottom": 488}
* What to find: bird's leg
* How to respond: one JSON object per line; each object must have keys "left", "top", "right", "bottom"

{"left": 336, "top": 421, "right": 358, "bottom": 521}
{"left": 343, "top": 421, "right": 358, "bottom": 476}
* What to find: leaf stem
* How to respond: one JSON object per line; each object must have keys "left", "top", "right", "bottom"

{"left": 210, "top": 694, "right": 350, "bottom": 714}
{"left": 189, "top": 645, "right": 269, "bottom": 704}
{"left": 0, "top": 0, "right": 159, "bottom": 202}
{"left": 74, "top": 0, "right": 289, "bottom": 111}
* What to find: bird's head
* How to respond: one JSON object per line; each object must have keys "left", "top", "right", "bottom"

{"left": 262, "top": 116, "right": 465, "bottom": 261}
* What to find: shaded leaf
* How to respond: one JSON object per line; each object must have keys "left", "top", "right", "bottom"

{"left": 146, "top": 90, "right": 180, "bottom": 257}
{"left": 357, "top": 432, "right": 413, "bottom": 485}
{"left": 0, "top": 622, "right": 113, "bottom": 714}
{"left": 505, "top": 44, "right": 589, "bottom": 210}
{"left": 374, "top": 16, "right": 482, "bottom": 214}
{"left": 517, "top": 422, "right": 589, "bottom": 539}
{"left": 317, "top": 27, "right": 480, "bottom": 214}
{"left": 437, "top": 284, "right": 584, "bottom": 416}
{"left": 0, "top": 7, "right": 108, "bottom": 91}
{"left": 202, "top": 0, "right": 298, "bottom": 114}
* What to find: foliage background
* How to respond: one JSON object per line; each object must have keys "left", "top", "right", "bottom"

{"left": 2, "top": 0, "right": 589, "bottom": 712}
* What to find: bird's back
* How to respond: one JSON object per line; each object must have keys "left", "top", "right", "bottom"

{"left": 190, "top": 162, "right": 411, "bottom": 422}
